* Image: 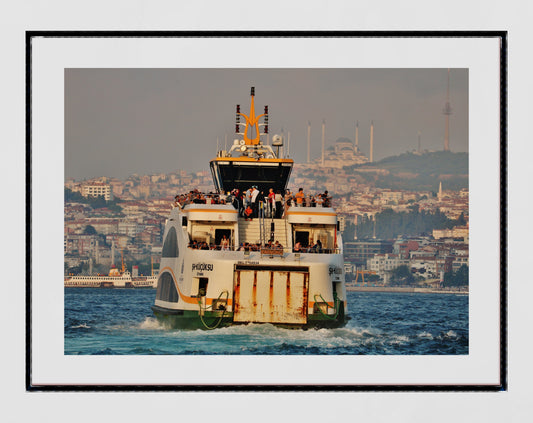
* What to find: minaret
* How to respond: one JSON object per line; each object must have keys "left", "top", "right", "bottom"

{"left": 307, "top": 121, "right": 311, "bottom": 163}
{"left": 370, "top": 120, "right": 374, "bottom": 162}
{"left": 321, "top": 119, "right": 325, "bottom": 166}
{"left": 355, "top": 121, "right": 359, "bottom": 153}
{"left": 438, "top": 181, "right": 443, "bottom": 201}
{"left": 111, "top": 240, "right": 115, "bottom": 268}
{"left": 418, "top": 130, "right": 421, "bottom": 153}
{"left": 443, "top": 69, "right": 452, "bottom": 151}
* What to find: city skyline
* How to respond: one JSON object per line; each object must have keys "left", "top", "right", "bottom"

{"left": 65, "top": 68, "right": 468, "bottom": 181}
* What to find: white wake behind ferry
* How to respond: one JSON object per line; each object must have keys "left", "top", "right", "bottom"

{"left": 152, "top": 88, "right": 347, "bottom": 329}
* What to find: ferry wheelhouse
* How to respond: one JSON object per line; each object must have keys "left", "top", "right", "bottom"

{"left": 151, "top": 88, "right": 347, "bottom": 329}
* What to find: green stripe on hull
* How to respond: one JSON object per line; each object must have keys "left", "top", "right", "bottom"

{"left": 151, "top": 304, "right": 346, "bottom": 330}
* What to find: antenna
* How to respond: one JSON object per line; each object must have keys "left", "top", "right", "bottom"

{"left": 355, "top": 121, "right": 359, "bottom": 152}
{"left": 307, "top": 121, "right": 311, "bottom": 163}
{"left": 443, "top": 69, "right": 452, "bottom": 151}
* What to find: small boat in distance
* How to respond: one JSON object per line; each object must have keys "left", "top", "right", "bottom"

{"left": 151, "top": 87, "right": 348, "bottom": 329}
{"left": 64, "top": 253, "right": 158, "bottom": 288}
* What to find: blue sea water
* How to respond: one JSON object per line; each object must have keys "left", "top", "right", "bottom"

{"left": 64, "top": 288, "right": 468, "bottom": 355}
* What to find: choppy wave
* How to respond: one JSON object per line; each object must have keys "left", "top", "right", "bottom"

{"left": 64, "top": 289, "right": 468, "bottom": 355}
{"left": 70, "top": 323, "right": 91, "bottom": 329}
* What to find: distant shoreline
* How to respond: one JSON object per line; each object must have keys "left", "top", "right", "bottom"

{"left": 346, "top": 286, "right": 468, "bottom": 295}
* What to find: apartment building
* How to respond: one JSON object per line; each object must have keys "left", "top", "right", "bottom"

{"left": 81, "top": 182, "right": 113, "bottom": 201}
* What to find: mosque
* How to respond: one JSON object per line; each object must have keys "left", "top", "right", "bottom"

{"left": 318, "top": 137, "right": 369, "bottom": 168}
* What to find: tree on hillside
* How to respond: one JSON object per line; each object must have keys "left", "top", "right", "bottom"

{"left": 443, "top": 264, "right": 469, "bottom": 287}
{"left": 389, "top": 265, "right": 415, "bottom": 286}
{"left": 83, "top": 225, "right": 97, "bottom": 235}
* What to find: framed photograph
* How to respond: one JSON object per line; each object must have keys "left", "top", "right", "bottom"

{"left": 28, "top": 32, "right": 505, "bottom": 390}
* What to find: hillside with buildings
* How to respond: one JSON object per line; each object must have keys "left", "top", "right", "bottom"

{"left": 65, "top": 138, "right": 468, "bottom": 288}
{"left": 345, "top": 151, "right": 468, "bottom": 192}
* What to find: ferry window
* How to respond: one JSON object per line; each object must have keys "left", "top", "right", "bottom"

{"left": 215, "top": 229, "right": 232, "bottom": 247}
{"left": 162, "top": 226, "right": 179, "bottom": 258}
{"left": 156, "top": 272, "right": 178, "bottom": 302}
{"left": 294, "top": 231, "right": 309, "bottom": 248}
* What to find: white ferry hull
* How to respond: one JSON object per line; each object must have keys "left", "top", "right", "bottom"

{"left": 151, "top": 206, "right": 347, "bottom": 329}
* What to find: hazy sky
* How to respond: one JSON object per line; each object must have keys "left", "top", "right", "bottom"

{"left": 65, "top": 68, "right": 468, "bottom": 181}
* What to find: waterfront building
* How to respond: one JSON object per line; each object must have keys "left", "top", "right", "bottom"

{"left": 344, "top": 240, "right": 394, "bottom": 268}
{"left": 367, "top": 253, "right": 410, "bottom": 276}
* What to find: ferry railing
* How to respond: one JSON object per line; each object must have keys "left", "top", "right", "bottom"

{"left": 187, "top": 244, "right": 342, "bottom": 255}
{"left": 173, "top": 191, "right": 334, "bottom": 212}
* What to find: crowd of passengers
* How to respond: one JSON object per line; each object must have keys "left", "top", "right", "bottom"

{"left": 173, "top": 187, "right": 331, "bottom": 219}
{"left": 293, "top": 239, "right": 324, "bottom": 254}
{"left": 188, "top": 239, "right": 284, "bottom": 252}
{"left": 187, "top": 237, "right": 329, "bottom": 253}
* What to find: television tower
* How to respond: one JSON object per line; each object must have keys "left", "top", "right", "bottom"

{"left": 443, "top": 69, "right": 452, "bottom": 152}
{"left": 369, "top": 120, "right": 374, "bottom": 163}
{"left": 321, "top": 119, "right": 325, "bottom": 166}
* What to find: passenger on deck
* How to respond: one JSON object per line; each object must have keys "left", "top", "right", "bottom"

{"left": 315, "top": 193, "right": 323, "bottom": 207}
{"left": 295, "top": 188, "right": 305, "bottom": 207}
{"left": 221, "top": 235, "right": 230, "bottom": 251}
{"left": 275, "top": 190, "right": 283, "bottom": 218}
{"left": 293, "top": 242, "right": 302, "bottom": 252}
{"left": 322, "top": 190, "right": 331, "bottom": 208}
{"left": 244, "top": 187, "right": 252, "bottom": 211}
{"left": 274, "top": 240, "right": 283, "bottom": 250}
{"left": 284, "top": 190, "right": 292, "bottom": 215}
{"left": 234, "top": 189, "right": 243, "bottom": 215}
{"left": 267, "top": 188, "right": 276, "bottom": 218}
{"left": 244, "top": 205, "right": 253, "bottom": 220}
{"left": 309, "top": 239, "right": 323, "bottom": 253}
{"left": 251, "top": 186, "right": 260, "bottom": 217}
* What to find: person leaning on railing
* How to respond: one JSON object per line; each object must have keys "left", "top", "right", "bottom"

{"left": 294, "top": 188, "right": 305, "bottom": 207}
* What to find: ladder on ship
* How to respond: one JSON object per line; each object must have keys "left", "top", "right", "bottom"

{"left": 238, "top": 205, "right": 289, "bottom": 251}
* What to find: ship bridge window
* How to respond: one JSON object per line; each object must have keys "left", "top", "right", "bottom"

{"left": 156, "top": 272, "right": 179, "bottom": 303}
{"left": 162, "top": 226, "right": 179, "bottom": 258}
{"left": 210, "top": 161, "right": 292, "bottom": 194}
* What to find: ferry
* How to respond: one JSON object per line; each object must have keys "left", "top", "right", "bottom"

{"left": 151, "top": 88, "right": 347, "bottom": 329}
{"left": 64, "top": 254, "right": 158, "bottom": 288}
